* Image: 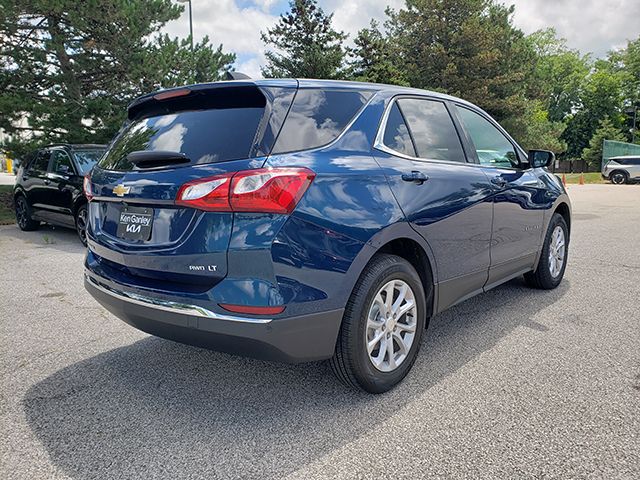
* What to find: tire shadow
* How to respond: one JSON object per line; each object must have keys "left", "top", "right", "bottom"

{"left": 23, "top": 278, "right": 569, "bottom": 479}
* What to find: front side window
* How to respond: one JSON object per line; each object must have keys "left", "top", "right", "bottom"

{"left": 395, "top": 98, "right": 466, "bottom": 162}
{"left": 457, "top": 107, "right": 519, "bottom": 168}
{"left": 50, "top": 150, "right": 74, "bottom": 175}
{"left": 272, "top": 88, "right": 373, "bottom": 154}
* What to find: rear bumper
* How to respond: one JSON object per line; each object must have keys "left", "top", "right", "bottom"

{"left": 85, "top": 272, "right": 343, "bottom": 363}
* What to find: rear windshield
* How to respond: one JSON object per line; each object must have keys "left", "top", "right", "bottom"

{"left": 272, "top": 88, "right": 374, "bottom": 154}
{"left": 73, "top": 149, "right": 105, "bottom": 174}
{"left": 98, "top": 86, "right": 295, "bottom": 171}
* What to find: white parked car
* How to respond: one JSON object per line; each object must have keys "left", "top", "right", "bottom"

{"left": 602, "top": 156, "right": 640, "bottom": 184}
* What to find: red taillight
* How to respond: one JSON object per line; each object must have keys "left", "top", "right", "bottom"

{"left": 176, "top": 168, "right": 315, "bottom": 214}
{"left": 83, "top": 175, "right": 93, "bottom": 201}
{"left": 219, "top": 303, "right": 285, "bottom": 315}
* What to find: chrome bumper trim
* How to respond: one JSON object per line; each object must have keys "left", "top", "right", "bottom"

{"left": 85, "top": 274, "right": 272, "bottom": 324}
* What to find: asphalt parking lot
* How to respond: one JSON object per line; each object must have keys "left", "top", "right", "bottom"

{"left": 1, "top": 184, "right": 638, "bottom": 479}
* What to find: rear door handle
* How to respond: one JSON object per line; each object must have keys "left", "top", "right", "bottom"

{"left": 401, "top": 171, "right": 429, "bottom": 184}
{"left": 490, "top": 177, "right": 507, "bottom": 188}
{"left": 43, "top": 179, "right": 50, "bottom": 185}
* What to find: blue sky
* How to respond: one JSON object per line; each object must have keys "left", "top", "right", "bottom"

{"left": 162, "top": 0, "right": 640, "bottom": 78}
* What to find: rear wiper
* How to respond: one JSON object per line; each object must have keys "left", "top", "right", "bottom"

{"left": 127, "top": 150, "right": 191, "bottom": 169}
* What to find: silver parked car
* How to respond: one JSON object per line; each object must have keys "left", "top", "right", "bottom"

{"left": 602, "top": 156, "right": 640, "bottom": 184}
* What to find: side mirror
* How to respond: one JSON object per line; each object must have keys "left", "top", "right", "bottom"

{"left": 57, "top": 164, "right": 70, "bottom": 174}
{"left": 528, "top": 150, "right": 555, "bottom": 168}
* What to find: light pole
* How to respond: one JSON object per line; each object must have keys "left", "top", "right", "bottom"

{"left": 177, "top": 0, "right": 193, "bottom": 52}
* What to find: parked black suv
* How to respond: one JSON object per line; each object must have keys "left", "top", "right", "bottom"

{"left": 14, "top": 144, "right": 106, "bottom": 245}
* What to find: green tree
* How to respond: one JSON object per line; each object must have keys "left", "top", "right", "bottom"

{"left": 0, "top": 0, "right": 235, "bottom": 158}
{"left": 140, "top": 34, "right": 235, "bottom": 90}
{"left": 386, "top": 0, "right": 535, "bottom": 123}
{"left": 348, "top": 20, "right": 408, "bottom": 86}
{"left": 506, "top": 101, "right": 567, "bottom": 153}
{"left": 561, "top": 61, "right": 626, "bottom": 158}
{"left": 607, "top": 36, "right": 640, "bottom": 142}
{"left": 525, "top": 28, "right": 591, "bottom": 122}
{"left": 582, "top": 117, "right": 626, "bottom": 170}
{"left": 260, "top": 0, "right": 347, "bottom": 79}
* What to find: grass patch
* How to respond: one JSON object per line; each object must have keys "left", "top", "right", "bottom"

{"left": 0, "top": 185, "right": 15, "bottom": 225}
{"left": 559, "top": 172, "right": 606, "bottom": 184}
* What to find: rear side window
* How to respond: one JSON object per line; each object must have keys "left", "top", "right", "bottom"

{"left": 383, "top": 103, "right": 416, "bottom": 157}
{"left": 73, "top": 149, "right": 105, "bottom": 175}
{"left": 29, "top": 150, "right": 50, "bottom": 173}
{"left": 457, "top": 106, "right": 519, "bottom": 168}
{"left": 98, "top": 86, "right": 295, "bottom": 171}
{"left": 396, "top": 99, "right": 466, "bottom": 162}
{"left": 272, "top": 88, "right": 373, "bottom": 154}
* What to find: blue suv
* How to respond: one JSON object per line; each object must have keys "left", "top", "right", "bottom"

{"left": 84, "top": 79, "right": 571, "bottom": 393}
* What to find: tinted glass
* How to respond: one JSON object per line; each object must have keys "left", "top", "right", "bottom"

{"left": 272, "top": 88, "right": 373, "bottom": 154}
{"left": 50, "top": 150, "right": 74, "bottom": 174}
{"left": 457, "top": 107, "right": 519, "bottom": 168}
{"left": 30, "top": 151, "right": 50, "bottom": 172}
{"left": 383, "top": 103, "right": 416, "bottom": 157}
{"left": 99, "top": 86, "right": 294, "bottom": 171}
{"left": 396, "top": 99, "right": 465, "bottom": 162}
{"left": 73, "top": 149, "right": 105, "bottom": 174}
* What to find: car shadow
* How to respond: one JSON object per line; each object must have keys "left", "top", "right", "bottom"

{"left": 23, "top": 278, "right": 569, "bottom": 479}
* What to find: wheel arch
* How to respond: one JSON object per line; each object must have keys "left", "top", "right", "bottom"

{"left": 377, "top": 237, "right": 435, "bottom": 322}
{"left": 554, "top": 201, "right": 571, "bottom": 236}
{"left": 609, "top": 169, "right": 629, "bottom": 183}
{"left": 13, "top": 186, "right": 27, "bottom": 201}
{"left": 341, "top": 222, "right": 438, "bottom": 320}
{"left": 72, "top": 196, "right": 87, "bottom": 217}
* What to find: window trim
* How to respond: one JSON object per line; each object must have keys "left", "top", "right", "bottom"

{"left": 452, "top": 103, "right": 528, "bottom": 171}
{"left": 373, "top": 95, "right": 472, "bottom": 166}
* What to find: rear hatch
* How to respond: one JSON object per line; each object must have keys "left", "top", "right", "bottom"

{"left": 86, "top": 81, "right": 297, "bottom": 292}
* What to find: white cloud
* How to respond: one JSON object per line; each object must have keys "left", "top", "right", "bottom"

{"left": 500, "top": 0, "right": 639, "bottom": 57}
{"left": 322, "top": 0, "right": 404, "bottom": 41}
{"left": 161, "top": 0, "right": 640, "bottom": 77}
{"left": 162, "top": 0, "right": 278, "bottom": 76}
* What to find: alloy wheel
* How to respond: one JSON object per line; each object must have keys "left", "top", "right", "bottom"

{"left": 76, "top": 207, "right": 88, "bottom": 244}
{"left": 366, "top": 279, "right": 418, "bottom": 372}
{"left": 611, "top": 173, "right": 626, "bottom": 184}
{"left": 16, "top": 198, "right": 27, "bottom": 228}
{"left": 548, "top": 226, "right": 565, "bottom": 278}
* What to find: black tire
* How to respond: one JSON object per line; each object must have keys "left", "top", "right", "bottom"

{"left": 330, "top": 254, "right": 427, "bottom": 393}
{"left": 524, "top": 213, "right": 568, "bottom": 289}
{"left": 14, "top": 195, "right": 40, "bottom": 231}
{"left": 75, "top": 204, "right": 88, "bottom": 246}
{"left": 610, "top": 171, "right": 628, "bottom": 185}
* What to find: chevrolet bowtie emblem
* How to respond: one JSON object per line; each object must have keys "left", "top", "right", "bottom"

{"left": 113, "top": 184, "right": 130, "bottom": 197}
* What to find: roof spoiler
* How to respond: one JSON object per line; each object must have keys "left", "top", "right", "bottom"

{"left": 225, "top": 71, "right": 251, "bottom": 80}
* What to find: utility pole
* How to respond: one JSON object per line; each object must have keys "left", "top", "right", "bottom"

{"left": 177, "top": 0, "right": 194, "bottom": 52}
